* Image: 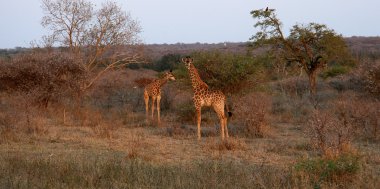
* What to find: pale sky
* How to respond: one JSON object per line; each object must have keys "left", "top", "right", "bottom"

{"left": 0, "top": 0, "right": 379, "bottom": 48}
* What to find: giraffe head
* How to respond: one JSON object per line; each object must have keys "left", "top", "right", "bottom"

{"left": 181, "top": 56, "right": 193, "bottom": 69}
{"left": 163, "top": 70, "right": 176, "bottom": 81}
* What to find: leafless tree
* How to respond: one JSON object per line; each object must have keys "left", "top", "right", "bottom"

{"left": 41, "top": 0, "right": 143, "bottom": 89}
{"left": 41, "top": 0, "right": 93, "bottom": 52}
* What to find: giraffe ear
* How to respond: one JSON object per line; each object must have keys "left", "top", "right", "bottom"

{"left": 181, "top": 58, "right": 185, "bottom": 63}
{"left": 191, "top": 58, "right": 193, "bottom": 62}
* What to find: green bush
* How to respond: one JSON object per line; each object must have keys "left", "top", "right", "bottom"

{"left": 176, "top": 101, "right": 195, "bottom": 122}
{"left": 172, "top": 66, "right": 188, "bottom": 80}
{"left": 295, "top": 154, "right": 360, "bottom": 188}
{"left": 140, "top": 54, "right": 181, "bottom": 72}
{"left": 321, "top": 65, "right": 350, "bottom": 79}
{"left": 178, "top": 51, "right": 263, "bottom": 94}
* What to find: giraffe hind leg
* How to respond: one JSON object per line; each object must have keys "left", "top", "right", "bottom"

{"left": 224, "top": 117, "right": 229, "bottom": 138}
{"left": 156, "top": 95, "right": 161, "bottom": 125}
{"left": 151, "top": 96, "right": 156, "bottom": 120}
{"left": 213, "top": 103, "right": 228, "bottom": 140}
{"left": 219, "top": 115, "right": 225, "bottom": 140}
{"left": 196, "top": 107, "right": 202, "bottom": 140}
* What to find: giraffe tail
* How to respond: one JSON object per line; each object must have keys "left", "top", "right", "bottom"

{"left": 225, "top": 102, "right": 232, "bottom": 117}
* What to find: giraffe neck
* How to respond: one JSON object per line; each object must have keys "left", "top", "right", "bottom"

{"left": 157, "top": 77, "right": 168, "bottom": 87}
{"left": 188, "top": 64, "right": 208, "bottom": 91}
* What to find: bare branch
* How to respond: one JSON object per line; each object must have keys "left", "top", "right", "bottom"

{"left": 41, "top": 0, "right": 143, "bottom": 91}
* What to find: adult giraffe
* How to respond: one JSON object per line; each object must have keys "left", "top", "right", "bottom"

{"left": 182, "top": 56, "right": 232, "bottom": 140}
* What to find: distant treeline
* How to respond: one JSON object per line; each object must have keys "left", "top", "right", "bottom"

{"left": 2, "top": 36, "right": 380, "bottom": 60}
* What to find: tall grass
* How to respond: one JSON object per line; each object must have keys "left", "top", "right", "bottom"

{"left": 1, "top": 151, "right": 376, "bottom": 189}
{"left": 294, "top": 154, "right": 361, "bottom": 189}
{"left": 0, "top": 152, "right": 296, "bottom": 189}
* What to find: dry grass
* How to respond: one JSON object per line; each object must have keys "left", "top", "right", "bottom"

{"left": 0, "top": 55, "right": 379, "bottom": 188}
{"left": 205, "top": 138, "right": 248, "bottom": 151}
{"left": 0, "top": 150, "right": 303, "bottom": 189}
{"left": 0, "top": 122, "right": 378, "bottom": 188}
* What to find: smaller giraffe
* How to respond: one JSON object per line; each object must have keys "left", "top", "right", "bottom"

{"left": 144, "top": 71, "right": 175, "bottom": 124}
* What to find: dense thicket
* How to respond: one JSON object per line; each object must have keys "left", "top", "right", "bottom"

{"left": 0, "top": 53, "right": 87, "bottom": 107}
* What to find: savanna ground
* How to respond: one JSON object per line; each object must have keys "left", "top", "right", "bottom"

{"left": 0, "top": 47, "right": 379, "bottom": 189}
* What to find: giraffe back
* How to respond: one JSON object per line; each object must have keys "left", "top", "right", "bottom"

{"left": 145, "top": 79, "right": 161, "bottom": 97}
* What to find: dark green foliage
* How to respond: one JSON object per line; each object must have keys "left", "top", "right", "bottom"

{"left": 172, "top": 66, "right": 189, "bottom": 81}
{"left": 321, "top": 65, "right": 350, "bottom": 79}
{"left": 153, "top": 53, "right": 181, "bottom": 71}
{"left": 176, "top": 101, "right": 196, "bottom": 122}
{"left": 126, "top": 63, "right": 141, "bottom": 70}
{"left": 140, "top": 54, "right": 181, "bottom": 72}
{"left": 178, "top": 51, "right": 262, "bottom": 94}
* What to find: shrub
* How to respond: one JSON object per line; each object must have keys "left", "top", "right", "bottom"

{"left": 152, "top": 53, "right": 181, "bottom": 71}
{"left": 363, "top": 61, "right": 380, "bottom": 96}
{"left": 320, "top": 65, "right": 350, "bottom": 79}
{"left": 295, "top": 154, "right": 360, "bottom": 188}
{"left": 308, "top": 111, "right": 342, "bottom": 157}
{"left": 274, "top": 77, "right": 310, "bottom": 97}
{"left": 178, "top": 51, "right": 262, "bottom": 94}
{"left": 172, "top": 65, "right": 188, "bottom": 80}
{"left": 307, "top": 98, "right": 365, "bottom": 157}
{"left": 0, "top": 52, "right": 87, "bottom": 107}
{"left": 175, "top": 101, "right": 196, "bottom": 123}
{"left": 340, "top": 95, "right": 379, "bottom": 141}
{"left": 139, "top": 53, "right": 181, "bottom": 72}
{"left": 160, "top": 87, "right": 175, "bottom": 111}
{"left": 0, "top": 98, "right": 49, "bottom": 143}
{"left": 233, "top": 93, "right": 272, "bottom": 138}
{"left": 345, "top": 60, "right": 380, "bottom": 96}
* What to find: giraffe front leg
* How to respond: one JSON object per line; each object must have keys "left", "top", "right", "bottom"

{"left": 144, "top": 92, "right": 149, "bottom": 121}
{"left": 151, "top": 96, "right": 156, "bottom": 120}
{"left": 196, "top": 108, "right": 202, "bottom": 140}
{"left": 156, "top": 95, "right": 161, "bottom": 125}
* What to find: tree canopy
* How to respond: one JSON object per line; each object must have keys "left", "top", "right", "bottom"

{"left": 250, "top": 8, "right": 354, "bottom": 94}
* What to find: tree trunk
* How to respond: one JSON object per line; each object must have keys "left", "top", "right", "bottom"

{"left": 308, "top": 70, "right": 317, "bottom": 96}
